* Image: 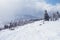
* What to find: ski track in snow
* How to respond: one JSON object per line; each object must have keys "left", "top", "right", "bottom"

{"left": 0, "top": 20, "right": 60, "bottom": 40}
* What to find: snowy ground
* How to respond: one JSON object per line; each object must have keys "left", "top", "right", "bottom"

{"left": 0, "top": 20, "right": 60, "bottom": 40}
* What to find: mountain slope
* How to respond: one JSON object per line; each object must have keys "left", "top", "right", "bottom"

{"left": 0, "top": 20, "right": 60, "bottom": 40}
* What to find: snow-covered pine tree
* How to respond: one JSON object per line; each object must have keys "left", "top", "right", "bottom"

{"left": 57, "top": 11, "right": 60, "bottom": 18}
{"left": 44, "top": 10, "right": 49, "bottom": 21}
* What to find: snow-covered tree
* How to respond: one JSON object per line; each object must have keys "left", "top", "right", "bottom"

{"left": 44, "top": 10, "right": 50, "bottom": 21}
{"left": 57, "top": 11, "right": 60, "bottom": 18}
{"left": 52, "top": 13, "right": 59, "bottom": 21}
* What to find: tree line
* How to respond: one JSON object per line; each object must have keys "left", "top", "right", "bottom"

{"left": 44, "top": 10, "right": 60, "bottom": 21}
{"left": 0, "top": 10, "right": 60, "bottom": 30}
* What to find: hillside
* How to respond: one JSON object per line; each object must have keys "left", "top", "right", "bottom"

{"left": 0, "top": 20, "right": 60, "bottom": 40}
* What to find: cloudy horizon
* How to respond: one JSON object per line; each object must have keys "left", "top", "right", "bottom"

{"left": 0, "top": 0, "right": 60, "bottom": 24}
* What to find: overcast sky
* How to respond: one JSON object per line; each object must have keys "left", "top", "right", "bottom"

{"left": 0, "top": 0, "right": 60, "bottom": 24}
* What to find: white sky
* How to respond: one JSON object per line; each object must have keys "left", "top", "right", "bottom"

{"left": 0, "top": 0, "right": 60, "bottom": 24}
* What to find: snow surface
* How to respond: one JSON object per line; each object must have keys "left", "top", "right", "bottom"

{"left": 0, "top": 20, "right": 60, "bottom": 40}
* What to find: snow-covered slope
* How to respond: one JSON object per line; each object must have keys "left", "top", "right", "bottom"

{"left": 0, "top": 20, "right": 60, "bottom": 40}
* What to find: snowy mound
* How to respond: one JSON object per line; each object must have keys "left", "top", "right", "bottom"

{"left": 0, "top": 20, "right": 60, "bottom": 40}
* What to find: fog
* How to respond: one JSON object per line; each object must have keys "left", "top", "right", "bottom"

{"left": 0, "top": 0, "right": 60, "bottom": 24}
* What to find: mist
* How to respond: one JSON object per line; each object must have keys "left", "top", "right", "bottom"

{"left": 0, "top": 0, "right": 60, "bottom": 25}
